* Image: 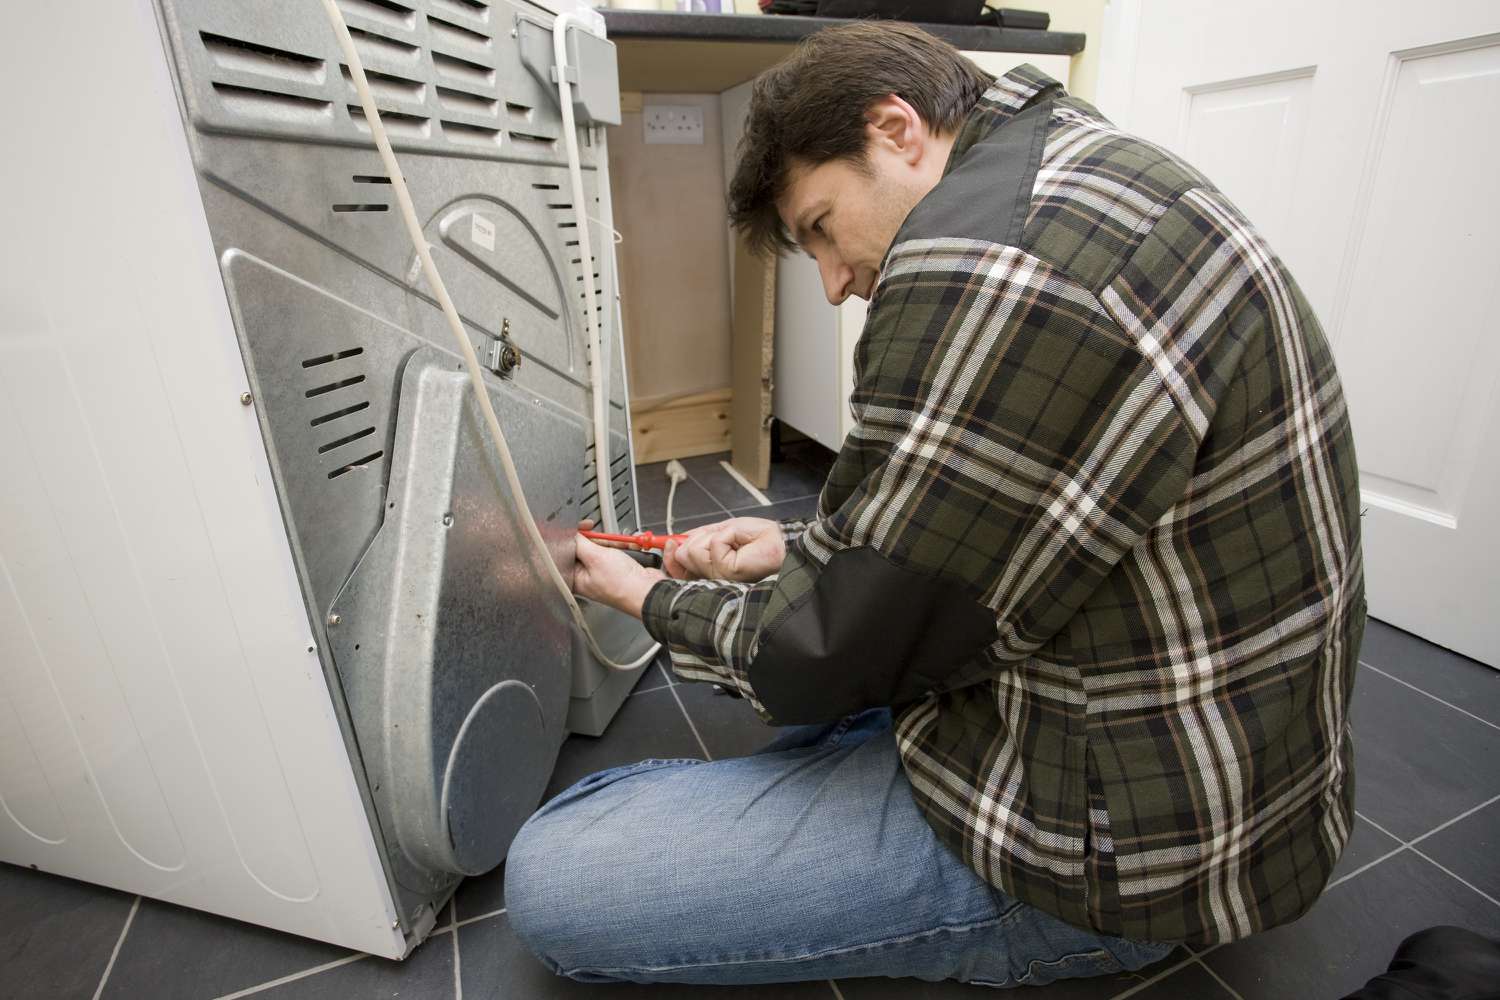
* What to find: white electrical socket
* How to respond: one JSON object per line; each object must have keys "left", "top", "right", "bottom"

{"left": 644, "top": 104, "right": 704, "bottom": 145}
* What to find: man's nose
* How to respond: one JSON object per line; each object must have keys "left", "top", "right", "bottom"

{"left": 818, "top": 256, "right": 854, "bottom": 306}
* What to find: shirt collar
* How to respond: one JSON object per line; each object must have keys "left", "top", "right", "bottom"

{"left": 945, "top": 64, "right": 1064, "bottom": 175}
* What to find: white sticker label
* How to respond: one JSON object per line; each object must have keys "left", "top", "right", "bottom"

{"left": 471, "top": 213, "right": 496, "bottom": 252}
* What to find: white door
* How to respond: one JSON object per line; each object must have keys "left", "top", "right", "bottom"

{"left": 1096, "top": 0, "right": 1500, "bottom": 666}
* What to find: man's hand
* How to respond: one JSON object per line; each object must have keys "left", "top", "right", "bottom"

{"left": 663, "top": 517, "right": 786, "bottom": 582}
{"left": 573, "top": 521, "right": 665, "bottom": 619}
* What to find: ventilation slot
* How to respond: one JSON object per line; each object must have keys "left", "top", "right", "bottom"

{"left": 332, "top": 203, "right": 390, "bottom": 212}
{"left": 352, "top": 174, "right": 391, "bottom": 184}
{"left": 510, "top": 130, "right": 556, "bottom": 151}
{"left": 437, "top": 86, "right": 498, "bottom": 118}
{"left": 201, "top": 32, "right": 325, "bottom": 84}
{"left": 348, "top": 27, "right": 421, "bottom": 64}
{"left": 432, "top": 0, "right": 490, "bottom": 18}
{"left": 340, "top": 65, "right": 426, "bottom": 104}
{"left": 311, "top": 400, "right": 371, "bottom": 427}
{"left": 441, "top": 120, "right": 500, "bottom": 146}
{"left": 531, "top": 182, "right": 561, "bottom": 191}
{"left": 429, "top": 15, "right": 491, "bottom": 50}
{"left": 337, "top": 0, "right": 417, "bottom": 31}
{"left": 348, "top": 104, "right": 431, "bottom": 138}
{"left": 303, "top": 347, "right": 366, "bottom": 367}
{"left": 432, "top": 52, "right": 494, "bottom": 89}
{"left": 306, "top": 374, "right": 367, "bottom": 398}
{"left": 506, "top": 102, "right": 533, "bottom": 121}
{"left": 213, "top": 83, "right": 332, "bottom": 123}
{"left": 328, "top": 451, "right": 385, "bottom": 479}
{"left": 318, "top": 425, "right": 377, "bottom": 454}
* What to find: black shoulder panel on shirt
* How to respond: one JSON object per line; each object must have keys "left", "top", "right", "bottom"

{"left": 748, "top": 547, "right": 998, "bottom": 725}
{"left": 895, "top": 97, "right": 1052, "bottom": 250}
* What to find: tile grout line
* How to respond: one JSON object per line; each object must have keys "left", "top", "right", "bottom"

{"left": 1357, "top": 659, "right": 1500, "bottom": 733}
{"left": 1327, "top": 844, "right": 1408, "bottom": 890}
{"left": 451, "top": 898, "right": 463, "bottom": 1000}
{"left": 1356, "top": 809, "right": 1500, "bottom": 910}
{"left": 1410, "top": 844, "right": 1500, "bottom": 909}
{"left": 1110, "top": 950, "right": 1203, "bottom": 999}
{"left": 91, "top": 894, "right": 140, "bottom": 1000}
{"left": 1194, "top": 953, "right": 1246, "bottom": 999}
{"left": 1408, "top": 791, "right": 1500, "bottom": 849}
{"left": 667, "top": 681, "right": 713, "bottom": 762}
{"left": 213, "top": 954, "right": 369, "bottom": 1000}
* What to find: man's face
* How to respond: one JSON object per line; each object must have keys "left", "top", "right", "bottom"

{"left": 776, "top": 154, "right": 917, "bottom": 306}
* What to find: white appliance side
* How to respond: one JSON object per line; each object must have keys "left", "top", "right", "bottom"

{"left": 0, "top": 0, "right": 405, "bottom": 958}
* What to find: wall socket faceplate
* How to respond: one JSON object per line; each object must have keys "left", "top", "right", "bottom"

{"left": 644, "top": 104, "right": 704, "bottom": 144}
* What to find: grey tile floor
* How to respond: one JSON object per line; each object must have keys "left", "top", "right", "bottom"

{"left": 5, "top": 440, "right": 1499, "bottom": 999}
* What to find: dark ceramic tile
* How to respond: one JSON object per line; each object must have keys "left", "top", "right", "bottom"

{"left": 458, "top": 910, "right": 841, "bottom": 999}
{"left": 542, "top": 686, "right": 705, "bottom": 803}
{"left": 837, "top": 949, "right": 1181, "bottom": 999}
{"left": 1203, "top": 850, "right": 1500, "bottom": 999}
{"left": 680, "top": 451, "right": 764, "bottom": 511}
{"left": 1417, "top": 797, "right": 1500, "bottom": 902}
{"left": 764, "top": 495, "right": 820, "bottom": 522}
{"left": 673, "top": 677, "right": 779, "bottom": 760}
{"left": 780, "top": 438, "right": 838, "bottom": 474}
{"left": 454, "top": 865, "right": 506, "bottom": 925}
{"left": 634, "top": 463, "right": 724, "bottom": 524}
{"left": 1351, "top": 664, "right": 1500, "bottom": 840}
{"left": 1129, "top": 960, "right": 1237, "bottom": 999}
{"left": 100, "top": 897, "right": 351, "bottom": 1000}
{"left": 254, "top": 926, "right": 454, "bottom": 999}
{"left": 754, "top": 458, "right": 829, "bottom": 506}
{"left": 1359, "top": 618, "right": 1500, "bottom": 726}
{"left": 1332, "top": 814, "right": 1405, "bottom": 883}
{"left": 0, "top": 863, "right": 134, "bottom": 1000}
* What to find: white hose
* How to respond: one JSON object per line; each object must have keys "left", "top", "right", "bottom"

{"left": 553, "top": 11, "right": 616, "bottom": 535}
{"left": 319, "top": 0, "right": 658, "bottom": 672}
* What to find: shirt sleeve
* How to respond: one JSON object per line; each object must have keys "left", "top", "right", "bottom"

{"left": 642, "top": 240, "right": 1199, "bottom": 725}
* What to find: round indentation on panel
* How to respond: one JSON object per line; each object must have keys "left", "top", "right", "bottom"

{"left": 439, "top": 679, "right": 549, "bottom": 875}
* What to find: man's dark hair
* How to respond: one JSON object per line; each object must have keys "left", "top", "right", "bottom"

{"left": 727, "top": 22, "right": 994, "bottom": 256}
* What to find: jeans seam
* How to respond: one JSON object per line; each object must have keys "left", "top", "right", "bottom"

{"left": 560, "top": 913, "right": 1012, "bottom": 979}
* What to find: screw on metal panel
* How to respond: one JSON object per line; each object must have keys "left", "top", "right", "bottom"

{"left": 442, "top": 513, "right": 454, "bottom": 527}
{"left": 327, "top": 613, "right": 341, "bottom": 626}
{"left": 239, "top": 392, "right": 253, "bottom": 405}
{"left": 307, "top": 645, "right": 315, "bottom": 653}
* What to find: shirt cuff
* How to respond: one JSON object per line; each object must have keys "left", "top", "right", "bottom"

{"left": 641, "top": 577, "right": 682, "bottom": 645}
{"left": 780, "top": 518, "right": 811, "bottom": 546}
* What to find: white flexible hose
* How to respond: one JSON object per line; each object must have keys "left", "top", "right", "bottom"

{"left": 553, "top": 11, "right": 616, "bottom": 535}
{"left": 319, "top": 0, "right": 658, "bottom": 672}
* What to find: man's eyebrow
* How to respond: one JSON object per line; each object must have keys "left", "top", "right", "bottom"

{"left": 790, "top": 202, "right": 821, "bottom": 247}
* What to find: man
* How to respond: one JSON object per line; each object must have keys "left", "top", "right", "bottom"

{"left": 505, "top": 22, "right": 1365, "bottom": 989}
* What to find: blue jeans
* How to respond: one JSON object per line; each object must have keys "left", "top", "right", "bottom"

{"left": 504, "top": 707, "right": 1173, "bottom": 987}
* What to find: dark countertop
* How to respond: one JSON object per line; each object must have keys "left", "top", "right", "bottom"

{"left": 600, "top": 10, "right": 1086, "bottom": 56}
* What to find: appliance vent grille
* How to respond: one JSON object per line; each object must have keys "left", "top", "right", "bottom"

{"left": 304, "top": 349, "right": 382, "bottom": 481}
{"left": 190, "top": 0, "right": 562, "bottom": 157}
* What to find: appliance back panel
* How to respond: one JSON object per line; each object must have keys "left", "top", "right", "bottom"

{"left": 155, "top": 0, "right": 640, "bottom": 940}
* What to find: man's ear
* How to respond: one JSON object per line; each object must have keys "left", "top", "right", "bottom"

{"left": 863, "top": 95, "right": 925, "bottom": 166}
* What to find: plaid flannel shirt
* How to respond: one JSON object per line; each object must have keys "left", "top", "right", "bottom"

{"left": 642, "top": 66, "right": 1365, "bottom": 946}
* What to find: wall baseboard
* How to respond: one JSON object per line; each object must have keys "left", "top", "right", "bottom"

{"left": 630, "top": 388, "right": 732, "bottom": 463}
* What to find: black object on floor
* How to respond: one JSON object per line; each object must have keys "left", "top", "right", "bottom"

{"left": 1343, "top": 925, "right": 1500, "bottom": 999}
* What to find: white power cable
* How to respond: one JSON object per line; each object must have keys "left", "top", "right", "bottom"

{"left": 663, "top": 459, "right": 687, "bottom": 534}
{"left": 553, "top": 11, "right": 616, "bottom": 535}
{"left": 319, "top": 0, "right": 658, "bottom": 672}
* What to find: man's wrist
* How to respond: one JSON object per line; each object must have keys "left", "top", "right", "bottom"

{"left": 616, "top": 566, "right": 667, "bottom": 620}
